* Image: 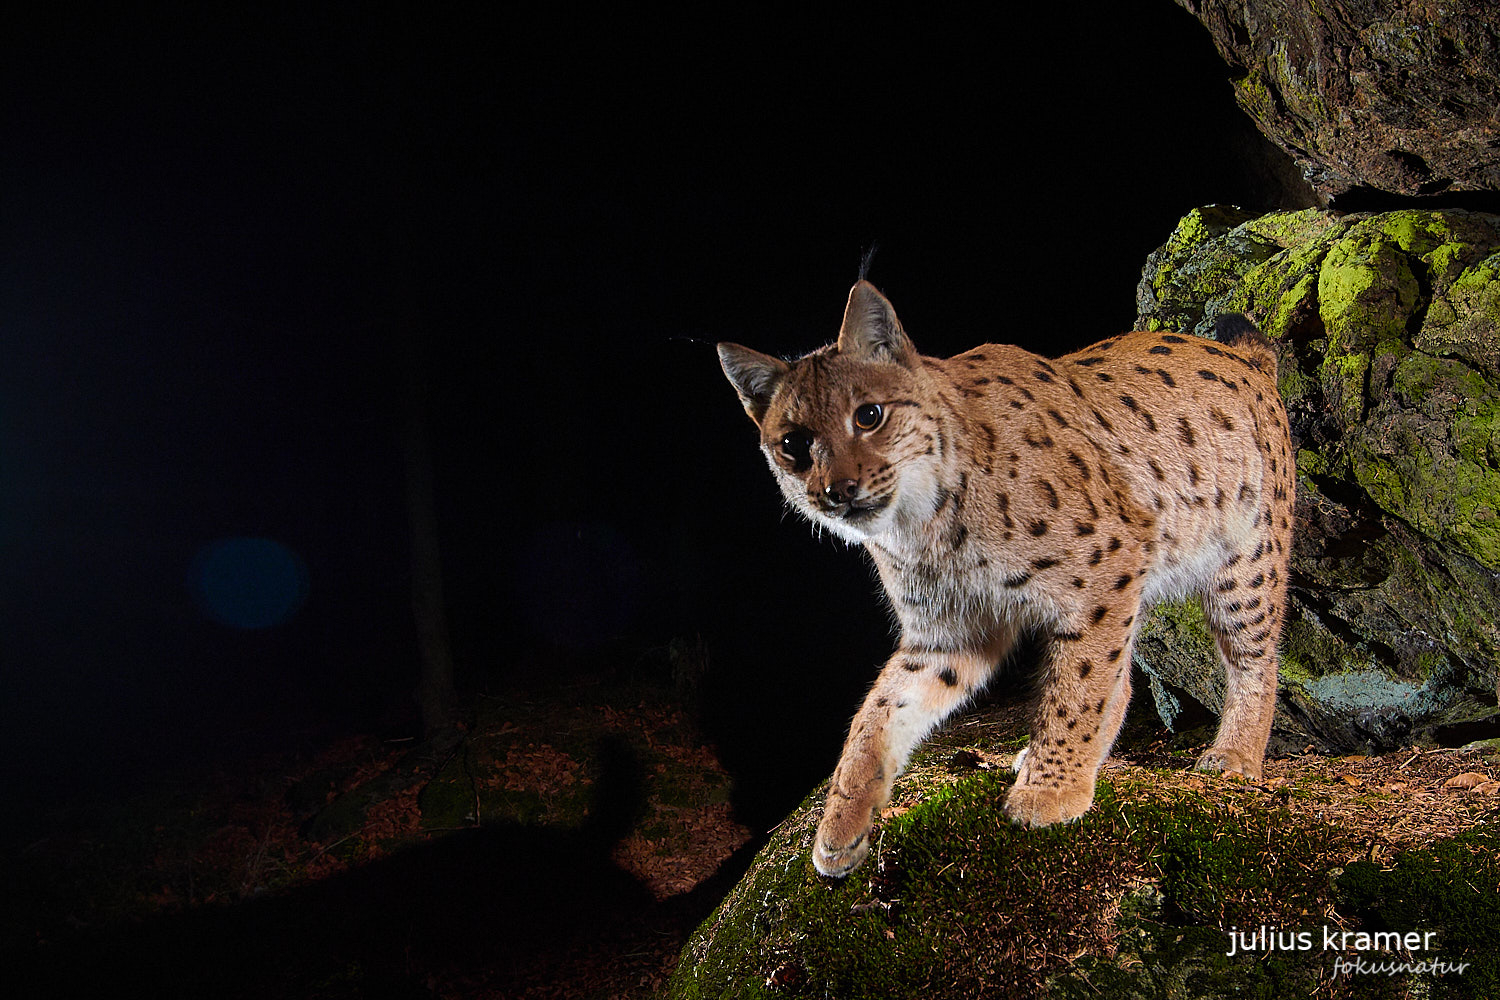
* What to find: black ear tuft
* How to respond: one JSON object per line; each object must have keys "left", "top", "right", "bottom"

{"left": 857, "top": 243, "right": 880, "bottom": 282}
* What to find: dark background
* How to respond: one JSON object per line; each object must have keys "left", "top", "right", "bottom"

{"left": 3, "top": 5, "right": 1295, "bottom": 827}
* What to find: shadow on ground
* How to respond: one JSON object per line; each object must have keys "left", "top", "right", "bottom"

{"left": 9, "top": 733, "right": 762, "bottom": 1000}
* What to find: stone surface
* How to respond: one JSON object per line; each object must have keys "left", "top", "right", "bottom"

{"left": 1136, "top": 205, "right": 1500, "bottom": 751}
{"left": 1176, "top": 0, "right": 1500, "bottom": 202}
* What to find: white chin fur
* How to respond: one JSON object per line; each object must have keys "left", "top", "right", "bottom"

{"left": 814, "top": 510, "right": 877, "bottom": 544}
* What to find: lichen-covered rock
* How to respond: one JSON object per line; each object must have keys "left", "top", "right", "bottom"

{"left": 1175, "top": 0, "right": 1500, "bottom": 202}
{"left": 665, "top": 720, "right": 1500, "bottom": 999}
{"left": 1136, "top": 206, "right": 1500, "bottom": 751}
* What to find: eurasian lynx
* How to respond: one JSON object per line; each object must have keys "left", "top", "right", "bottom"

{"left": 719, "top": 281, "right": 1294, "bottom": 877}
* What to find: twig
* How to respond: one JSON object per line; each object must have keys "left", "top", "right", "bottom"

{"left": 1401, "top": 747, "right": 1465, "bottom": 769}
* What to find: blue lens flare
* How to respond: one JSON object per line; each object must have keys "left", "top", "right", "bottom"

{"left": 189, "top": 536, "right": 309, "bottom": 629}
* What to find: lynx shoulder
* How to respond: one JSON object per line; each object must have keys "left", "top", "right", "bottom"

{"left": 718, "top": 281, "right": 1294, "bottom": 877}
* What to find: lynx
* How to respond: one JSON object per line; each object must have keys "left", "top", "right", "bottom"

{"left": 718, "top": 280, "right": 1294, "bottom": 877}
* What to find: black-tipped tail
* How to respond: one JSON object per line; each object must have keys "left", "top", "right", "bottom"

{"left": 1213, "top": 313, "right": 1277, "bottom": 376}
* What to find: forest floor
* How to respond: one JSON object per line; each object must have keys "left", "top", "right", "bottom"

{"left": 6, "top": 667, "right": 1497, "bottom": 999}
{"left": 4, "top": 670, "right": 756, "bottom": 999}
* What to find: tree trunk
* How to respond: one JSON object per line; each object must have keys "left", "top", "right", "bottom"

{"left": 399, "top": 338, "right": 458, "bottom": 737}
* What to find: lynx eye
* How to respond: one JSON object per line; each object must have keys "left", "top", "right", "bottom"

{"left": 853, "top": 403, "right": 885, "bottom": 432}
{"left": 780, "top": 430, "right": 813, "bottom": 467}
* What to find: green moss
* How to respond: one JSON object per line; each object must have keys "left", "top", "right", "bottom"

{"left": 1050, "top": 920, "right": 1328, "bottom": 999}
{"left": 1268, "top": 44, "right": 1328, "bottom": 119}
{"left": 1150, "top": 208, "right": 1500, "bottom": 571}
{"left": 1448, "top": 251, "right": 1500, "bottom": 299}
{"left": 1240, "top": 208, "right": 1343, "bottom": 248}
{"left": 1049, "top": 775, "right": 1343, "bottom": 997}
{"left": 1142, "top": 599, "right": 1214, "bottom": 647}
{"left": 1264, "top": 270, "right": 1320, "bottom": 339}
{"left": 674, "top": 770, "right": 1076, "bottom": 997}
{"left": 1277, "top": 362, "right": 1319, "bottom": 417}
{"left": 1317, "top": 232, "right": 1420, "bottom": 353}
{"left": 669, "top": 785, "right": 905, "bottom": 1000}
{"left": 1134, "top": 600, "right": 1226, "bottom": 727}
{"left": 671, "top": 752, "right": 1375, "bottom": 998}
{"left": 1231, "top": 68, "right": 1277, "bottom": 123}
{"left": 1296, "top": 448, "right": 1329, "bottom": 479}
{"left": 1375, "top": 210, "right": 1458, "bottom": 255}
{"left": 1139, "top": 206, "right": 1268, "bottom": 335}
{"left": 670, "top": 671, "right": 1500, "bottom": 999}
{"left": 1278, "top": 614, "right": 1369, "bottom": 686}
{"left": 417, "top": 758, "right": 478, "bottom": 829}
{"left": 1170, "top": 208, "right": 1225, "bottom": 250}
{"left": 1323, "top": 351, "right": 1371, "bottom": 425}
{"left": 1337, "top": 826, "right": 1500, "bottom": 999}
{"left": 1350, "top": 351, "right": 1500, "bottom": 569}
{"left": 1207, "top": 219, "right": 1343, "bottom": 399}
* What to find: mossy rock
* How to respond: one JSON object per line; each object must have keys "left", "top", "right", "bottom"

{"left": 666, "top": 725, "right": 1499, "bottom": 999}
{"left": 1336, "top": 827, "right": 1500, "bottom": 999}
{"left": 1133, "top": 207, "right": 1500, "bottom": 752}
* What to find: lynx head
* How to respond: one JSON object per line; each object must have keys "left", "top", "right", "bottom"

{"left": 717, "top": 281, "right": 942, "bottom": 543}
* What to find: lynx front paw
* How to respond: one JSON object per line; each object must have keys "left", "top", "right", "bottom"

{"left": 1196, "top": 746, "right": 1261, "bottom": 780}
{"left": 812, "top": 793, "right": 877, "bottom": 877}
{"left": 1002, "top": 781, "right": 1095, "bottom": 828}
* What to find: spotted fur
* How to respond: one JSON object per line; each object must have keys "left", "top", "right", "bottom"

{"left": 718, "top": 281, "right": 1295, "bottom": 877}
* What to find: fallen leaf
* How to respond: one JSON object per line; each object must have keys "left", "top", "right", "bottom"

{"left": 1443, "top": 772, "right": 1492, "bottom": 790}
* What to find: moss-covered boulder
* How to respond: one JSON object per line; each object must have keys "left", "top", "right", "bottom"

{"left": 665, "top": 715, "right": 1500, "bottom": 998}
{"left": 1134, "top": 206, "right": 1500, "bottom": 752}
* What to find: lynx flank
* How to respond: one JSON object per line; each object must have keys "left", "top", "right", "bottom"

{"left": 718, "top": 281, "right": 1294, "bottom": 877}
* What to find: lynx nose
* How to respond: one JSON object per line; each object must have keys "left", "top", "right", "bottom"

{"left": 823, "top": 479, "right": 860, "bottom": 505}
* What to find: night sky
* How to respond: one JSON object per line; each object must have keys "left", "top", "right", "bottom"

{"left": 4, "top": 6, "right": 1287, "bottom": 817}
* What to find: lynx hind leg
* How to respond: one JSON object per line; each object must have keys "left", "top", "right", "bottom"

{"left": 1196, "top": 544, "right": 1287, "bottom": 780}
{"left": 1005, "top": 608, "right": 1140, "bottom": 829}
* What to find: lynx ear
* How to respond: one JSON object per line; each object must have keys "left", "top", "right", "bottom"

{"left": 717, "top": 343, "right": 790, "bottom": 425}
{"left": 836, "top": 280, "right": 917, "bottom": 366}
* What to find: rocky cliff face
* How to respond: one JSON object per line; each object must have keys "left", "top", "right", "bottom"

{"left": 1176, "top": 0, "right": 1500, "bottom": 203}
{"left": 1136, "top": 205, "right": 1500, "bottom": 751}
